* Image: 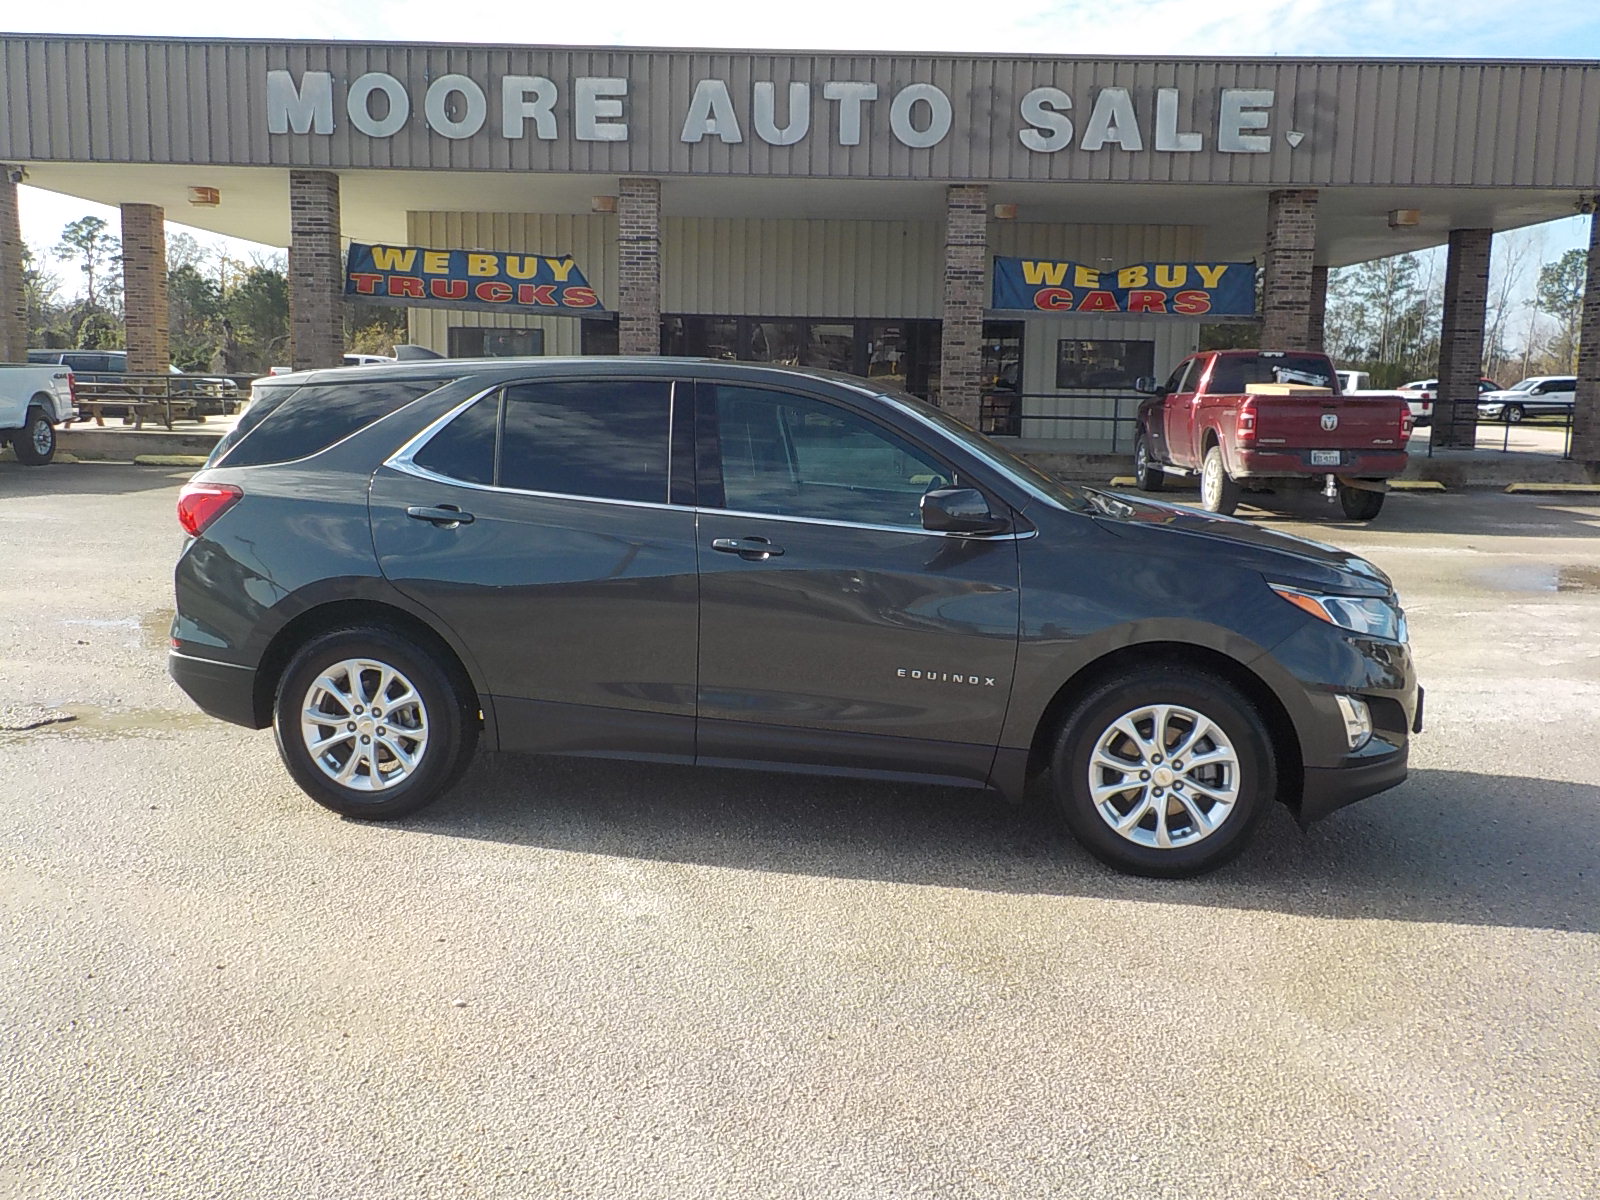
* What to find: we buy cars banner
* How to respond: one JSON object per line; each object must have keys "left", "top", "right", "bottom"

{"left": 992, "top": 257, "right": 1256, "bottom": 317}
{"left": 345, "top": 242, "right": 606, "bottom": 316}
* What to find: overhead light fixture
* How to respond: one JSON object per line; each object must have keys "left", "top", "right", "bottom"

{"left": 1387, "top": 209, "right": 1420, "bottom": 228}
{"left": 188, "top": 186, "right": 221, "bottom": 207}
{"left": 591, "top": 195, "right": 618, "bottom": 213}
{"left": 992, "top": 203, "right": 1018, "bottom": 221}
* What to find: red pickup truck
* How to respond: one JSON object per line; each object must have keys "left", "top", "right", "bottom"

{"left": 1132, "top": 350, "right": 1413, "bottom": 521}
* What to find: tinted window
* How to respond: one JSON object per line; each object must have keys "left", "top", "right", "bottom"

{"left": 412, "top": 394, "right": 500, "bottom": 485}
{"left": 218, "top": 379, "right": 452, "bottom": 468}
{"left": 715, "top": 387, "right": 950, "bottom": 528}
{"left": 498, "top": 380, "right": 672, "bottom": 503}
{"left": 1208, "top": 353, "right": 1335, "bottom": 393}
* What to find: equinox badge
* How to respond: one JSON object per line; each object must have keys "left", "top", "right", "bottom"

{"left": 896, "top": 668, "right": 997, "bottom": 686}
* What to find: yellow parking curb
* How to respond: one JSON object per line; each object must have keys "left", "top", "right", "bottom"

{"left": 1504, "top": 482, "right": 1600, "bottom": 494}
{"left": 133, "top": 454, "right": 209, "bottom": 467}
{"left": 1389, "top": 480, "right": 1446, "bottom": 491}
{"left": 1108, "top": 476, "right": 1137, "bottom": 487}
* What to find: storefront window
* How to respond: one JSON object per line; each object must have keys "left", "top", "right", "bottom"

{"left": 743, "top": 321, "right": 803, "bottom": 364}
{"left": 1055, "top": 339, "right": 1154, "bottom": 390}
{"left": 982, "top": 321, "right": 1024, "bottom": 394}
{"left": 804, "top": 323, "right": 856, "bottom": 373}
{"left": 448, "top": 327, "right": 545, "bottom": 358}
{"left": 580, "top": 320, "right": 619, "bottom": 356}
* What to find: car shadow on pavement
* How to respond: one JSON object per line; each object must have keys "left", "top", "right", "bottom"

{"left": 0, "top": 462, "right": 194, "bottom": 499}
{"left": 403, "top": 758, "right": 1597, "bottom": 935}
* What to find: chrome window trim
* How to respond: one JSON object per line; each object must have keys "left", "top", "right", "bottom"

{"left": 386, "top": 381, "right": 1035, "bottom": 539}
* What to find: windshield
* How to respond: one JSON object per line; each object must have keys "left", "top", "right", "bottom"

{"left": 1509, "top": 379, "right": 1541, "bottom": 392}
{"left": 871, "top": 386, "right": 1092, "bottom": 513}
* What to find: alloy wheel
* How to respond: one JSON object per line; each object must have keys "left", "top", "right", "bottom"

{"left": 1085, "top": 703, "right": 1241, "bottom": 849}
{"left": 300, "top": 658, "right": 430, "bottom": 792}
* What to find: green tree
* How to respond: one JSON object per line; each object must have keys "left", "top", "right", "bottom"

{"left": 54, "top": 215, "right": 122, "bottom": 313}
{"left": 223, "top": 265, "right": 290, "bottom": 372}
{"left": 1532, "top": 248, "right": 1585, "bottom": 373}
{"left": 168, "top": 263, "right": 225, "bottom": 370}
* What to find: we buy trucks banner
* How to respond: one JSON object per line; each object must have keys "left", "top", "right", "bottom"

{"left": 345, "top": 242, "right": 606, "bottom": 316}
{"left": 992, "top": 257, "right": 1256, "bottom": 317}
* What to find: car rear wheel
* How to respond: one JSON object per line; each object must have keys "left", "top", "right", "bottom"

{"left": 1503, "top": 404, "right": 1524, "bottom": 424}
{"left": 1050, "top": 668, "right": 1276, "bottom": 877}
{"left": 1199, "top": 444, "right": 1240, "bottom": 516}
{"left": 1133, "top": 431, "right": 1165, "bottom": 492}
{"left": 1338, "top": 482, "right": 1385, "bottom": 521}
{"left": 273, "top": 626, "right": 478, "bottom": 819}
{"left": 12, "top": 409, "right": 56, "bottom": 466}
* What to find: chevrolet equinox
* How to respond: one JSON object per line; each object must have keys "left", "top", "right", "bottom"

{"left": 170, "top": 359, "right": 1421, "bottom": 877}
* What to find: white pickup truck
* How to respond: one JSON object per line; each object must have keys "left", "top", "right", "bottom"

{"left": 1, "top": 363, "right": 77, "bottom": 466}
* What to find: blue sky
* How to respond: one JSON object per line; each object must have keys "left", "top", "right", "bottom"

{"left": 10, "top": 1, "right": 1598, "bottom": 285}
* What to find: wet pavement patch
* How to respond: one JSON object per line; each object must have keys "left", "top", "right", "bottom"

{"left": 0, "top": 704, "right": 78, "bottom": 732}
{"left": 1478, "top": 564, "right": 1600, "bottom": 593}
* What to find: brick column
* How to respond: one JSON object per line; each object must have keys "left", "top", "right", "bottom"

{"left": 617, "top": 178, "right": 661, "bottom": 356}
{"left": 1260, "top": 189, "right": 1319, "bottom": 350}
{"left": 1572, "top": 206, "right": 1600, "bottom": 465}
{"left": 1431, "top": 228, "right": 1493, "bottom": 450}
{"left": 1307, "top": 264, "right": 1329, "bottom": 354}
{"left": 120, "top": 203, "right": 169, "bottom": 373}
{"left": 939, "top": 184, "right": 988, "bottom": 428}
{"left": 288, "top": 170, "right": 343, "bottom": 371}
{"left": 0, "top": 166, "right": 25, "bottom": 364}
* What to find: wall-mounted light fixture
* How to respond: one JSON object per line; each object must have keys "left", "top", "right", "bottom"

{"left": 591, "top": 195, "right": 618, "bottom": 213}
{"left": 992, "top": 203, "right": 1018, "bottom": 221}
{"left": 1387, "top": 209, "right": 1421, "bottom": 228}
{"left": 188, "top": 186, "right": 221, "bottom": 206}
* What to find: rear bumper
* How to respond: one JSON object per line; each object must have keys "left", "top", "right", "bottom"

{"left": 168, "top": 650, "right": 262, "bottom": 728}
{"left": 1234, "top": 447, "right": 1410, "bottom": 479}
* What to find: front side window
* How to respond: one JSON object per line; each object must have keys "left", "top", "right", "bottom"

{"left": 498, "top": 380, "right": 672, "bottom": 503}
{"left": 713, "top": 386, "right": 950, "bottom": 528}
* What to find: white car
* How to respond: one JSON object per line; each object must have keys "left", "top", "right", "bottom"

{"left": 1477, "top": 376, "right": 1577, "bottom": 423}
{"left": 1, "top": 363, "right": 78, "bottom": 465}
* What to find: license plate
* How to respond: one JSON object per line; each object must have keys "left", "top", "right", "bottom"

{"left": 1311, "top": 450, "right": 1341, "bottom": 466}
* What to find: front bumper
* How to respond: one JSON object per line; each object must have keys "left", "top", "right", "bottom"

{"left": 1298, "top": 735, "right": 1410, "bottom": 825}
{"left": 168, "top": 649, "right": 261, "bottom": 728}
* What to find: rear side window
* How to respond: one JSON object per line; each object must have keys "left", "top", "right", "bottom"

{"left": 411, "top": 394, "right": 499, "bottom": 485}
{"left": 217, "top": 379, "right": 452, "bottom": 468}
{"left": 498, "top": 380, "right": 672, "bottom": 503}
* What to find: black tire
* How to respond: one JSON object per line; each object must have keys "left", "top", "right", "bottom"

{"left": 1199, "top": 443, "right": 1240, "bottom": 516}
{"left": 1338, "top": 483, "right": 1385, "bottom": 521}
{"left": 272, "top": 626, "right": 479, "bottom": 820}
{"left": 1503, "top": 404, "right": 1524, "bottom": 424}
{"left": 1133, "top": 430, "right": 1166, "bottom": 492}
{"left": 1049, "top": 667, "right": 1277, "bottom": 877}
{"left": 12, "top": 408, "right": 56, "bottom": 467}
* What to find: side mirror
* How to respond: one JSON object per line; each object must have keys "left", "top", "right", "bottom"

{"left": 921, "top": 488, "right": 1010, "bottom": 535}
{"left": 1134, "top": 376, "right": 1158, "bottom": 395}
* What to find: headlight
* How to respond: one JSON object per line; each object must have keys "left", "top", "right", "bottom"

{"left": 1271, "top": 585, "right": 1407, "bottom": 642}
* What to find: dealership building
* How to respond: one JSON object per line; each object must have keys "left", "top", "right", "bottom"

{"left": 0, "top": 35, "right": 1597, "bottom": 458}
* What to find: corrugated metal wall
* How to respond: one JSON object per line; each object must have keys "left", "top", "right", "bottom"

{"left": 5, "top": 37, "right": 1600, "bottom": 188}
{"left": 662, "top": 218, "right": 943, "bottom": 317}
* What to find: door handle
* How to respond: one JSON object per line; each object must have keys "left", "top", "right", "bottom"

{"left": 711, "top": 536, "right": 784, "bottom": 560}
{"left": 406, "top": 504, "right": 475, "bottom": 527}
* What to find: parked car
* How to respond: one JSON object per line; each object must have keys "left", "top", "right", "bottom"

{"left": 1132, "top": 350, "right": 1413, "bottom": 521}
{"left": 1395, "top": 377, "right": 1501, "bottom": 423}
{"left": 26, "top": 349, "right": 241, "bottom": 415}
{"left": 168, "top": 358, "right": 1421, "bottom": 878}
{"left": 1337, "top": 369, "right": 1427, "bottom": 425}
{"left": 343, "top": 353, "right": 397, "bottom": 367}
{"left": 0, "top": 362, "right": 77, "bottom": 465}
{"left": 1477, "top": 376, "right": 1577, "bottom": 423}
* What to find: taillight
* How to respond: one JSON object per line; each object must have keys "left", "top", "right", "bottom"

{"left": 1400, "top": 407, "right": 1414, "bottom": 442}
{"left": 177, "top": 482, "right": 242, "bottom": 536}
{"left": 1237, "top": 399, "right": 1257, "bottom": 442}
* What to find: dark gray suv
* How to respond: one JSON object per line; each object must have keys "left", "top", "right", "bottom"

{"left": 170, "top": 358, "right": 1421, "bottom": 876}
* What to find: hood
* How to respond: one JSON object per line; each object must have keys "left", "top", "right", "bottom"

{"left": 1479, "top": 389, "right": 1523, "bottom": 401}
{"left": 1078, "top": 488, "right": 1393, "bottom": 594}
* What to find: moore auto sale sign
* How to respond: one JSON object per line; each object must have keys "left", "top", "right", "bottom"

{"left": 267, "top": 68, "right": 1296, "bottom": 157}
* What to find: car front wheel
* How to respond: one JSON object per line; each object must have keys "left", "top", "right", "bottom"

{"left": 273, "top": 626, "right": 478, "bottom": 819}
{"left": 1503, "top": 404, "right": 1524, "bottom": 423}
{"left": 1133, "top": 431, "right": 1165, "bottom": 492}
{"left": 1050, "top": 668, "right": 1276, "bottom": 877}
{"left": 12, "top": 410, "right": 56, "bottom": 466}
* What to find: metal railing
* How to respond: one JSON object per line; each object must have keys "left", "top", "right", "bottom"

{"left": 1425, "top": 398, "right": 1574, "bottom": 459}
{"left": 980, "top": 391, "right": 1144, "bottom": 451}
{"left": 68, "top": 374, "right": 243, "bottom": 430}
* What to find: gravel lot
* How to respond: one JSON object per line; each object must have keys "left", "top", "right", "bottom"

{"left": 2, "top": 463, "right": 1596, "bottom": 1199}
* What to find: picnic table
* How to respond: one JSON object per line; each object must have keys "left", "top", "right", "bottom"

{"left": 67, "top": 375, "right": 232, "bottom": 430}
